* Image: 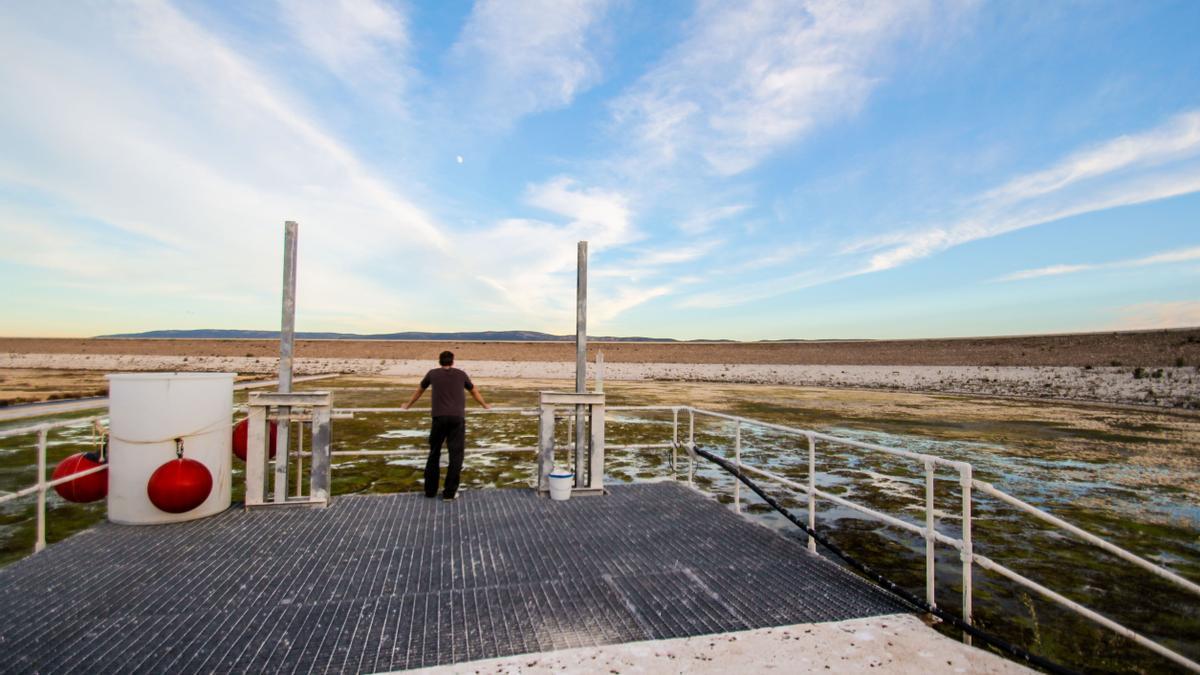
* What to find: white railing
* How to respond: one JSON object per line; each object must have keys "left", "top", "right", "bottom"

{"left": 0, "top": 415, "right": 109, "bottom": 554}
{"left": 4, "top": 401, "right": 1196, "bottom": 669}
{"left": 675, "top": 406, "right": 1200, "bottom": 672}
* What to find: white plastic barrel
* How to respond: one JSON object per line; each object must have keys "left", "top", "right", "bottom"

{"left": 548, "top": 469, "right": 574, "bottom": 501}
{"left": 106, "top": 372, "right": 234, "bottom": 524}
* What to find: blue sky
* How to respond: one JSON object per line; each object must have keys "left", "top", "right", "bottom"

{"left": 1, "top": 1, "right": 1198, "bottom": 340}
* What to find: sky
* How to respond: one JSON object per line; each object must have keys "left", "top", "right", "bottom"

{"left": 1, "top": 0, "right": 1198, "bottom": 340}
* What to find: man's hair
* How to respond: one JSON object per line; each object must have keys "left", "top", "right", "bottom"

{"left": 439, "top": 350, "right": 454, "bottom": 366}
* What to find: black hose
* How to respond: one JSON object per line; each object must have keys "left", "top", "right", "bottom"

{"left": 692, "top": 445, "right": 1076, "bottom": 675}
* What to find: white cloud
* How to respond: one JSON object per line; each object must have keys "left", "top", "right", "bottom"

{"left": 611, "top": 0, "right": 941, "bottom": 176}
{"left": 678, "top": 111, "right": 1200, "bottom": 308}
{"left": 982, "top": 111, "right": 1200, "bottom": 205}
{"left": 995, "top": 246, "right": 1200, "bottom": 282}
{"left": 450, "top": 0, "right": 611, "bottom": 126}
{"left": 467, "top": 177, "right": 640, "bottom": 327}
{"left": 677, "top": 204, "right": 749, "bottom": 234}
{"left": 278, "top": 0, "right": 412, "bottom": 104}
{"left": 1108, "top": 301, "right": 1200, "bottom": 330}
{"left": 0, "top": 1, "right": 447, "bottom": 331}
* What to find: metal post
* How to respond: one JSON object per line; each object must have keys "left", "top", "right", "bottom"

{"left": 671, "top": 408, "right": 679, "bottom": 474}
{"left": 310, "top": 404, "right": 331, "bottom": 504}
{"left": 275, "top": 221, "right": 298, "bottom": 503}
{"left": 687, "top": 408, "right": 695, "bottom": 486}
{"left": 960, "top": 464, "right": 974, "bottom": 644}
{"left": 295, "top": 420, "right": 304, "bottom": 498}
{"left": 734, "top": 420, "right": 742, "bottom": 513}
{"left": 925, "top": 460, "right": 936, "bottom": 610}
{"left": 574, "top": 241, "right": 588, "bottom": 488}
{"left": 807, "top": 433, "right": 816, "bottom": 554}
{"left": 35, "top": 428, "right": 47, "bottom": 553}
{"left": 245, "top": 405, "right": 269, "bottom": 506}
{"left": 537, "top": 402, "right": 556, "bottom": 492}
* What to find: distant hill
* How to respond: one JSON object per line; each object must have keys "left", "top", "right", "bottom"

{"left": 96, "top": 329, "right": 693, "bottom": 342}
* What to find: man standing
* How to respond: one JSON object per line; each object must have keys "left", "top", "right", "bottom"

{"left": 402, "top": 350, "right": 490, "bottom": 500}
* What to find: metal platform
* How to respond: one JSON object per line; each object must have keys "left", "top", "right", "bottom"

{"left": 0, "top": 482, "right": 905, "bottom": 674}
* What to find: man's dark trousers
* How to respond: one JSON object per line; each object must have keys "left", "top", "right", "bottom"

{"left": 426, "top": 415, "right": 465, "bottom": 498}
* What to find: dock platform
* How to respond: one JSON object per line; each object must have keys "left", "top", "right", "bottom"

{"left": 0, "top": 482, "right": 905, "bottom": 673}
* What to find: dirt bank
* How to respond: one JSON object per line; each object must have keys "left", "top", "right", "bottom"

{"left": 1, "top": 327, "right": 1198, "bottom": 366}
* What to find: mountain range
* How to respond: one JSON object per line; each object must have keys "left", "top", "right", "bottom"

{"left": 96, "top": 329, "right": 717, "bottom": 342}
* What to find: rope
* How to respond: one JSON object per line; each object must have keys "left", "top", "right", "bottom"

{"left": 108, "top": 417, "right": 229, "bottom": 446}
{"left": 692, "top": 445, "right": 1076, "bottom": 675}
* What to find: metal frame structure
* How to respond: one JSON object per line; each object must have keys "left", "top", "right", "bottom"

{"left": 536, "top": 391, "right": 606, "bottom": 495}
{"left": 244, "top": 390, "right": 332, "bottom": 508}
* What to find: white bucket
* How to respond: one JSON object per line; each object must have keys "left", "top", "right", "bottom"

{"left": 106, "top": 372, "right": 234, "bottom": 524}
{"left": 548, "top": 470, "right": 574, "bottom": 501}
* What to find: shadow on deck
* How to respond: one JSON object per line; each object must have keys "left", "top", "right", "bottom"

{"left": 0, "top": 482, "right": 905, "bottom": 673}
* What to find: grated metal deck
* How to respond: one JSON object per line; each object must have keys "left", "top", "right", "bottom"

{"left": 0, "top": 482, "right": 905, "bottom": 673}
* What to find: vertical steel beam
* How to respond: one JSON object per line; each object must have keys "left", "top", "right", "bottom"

{"left": 961, "top": 463, "right": 974, "bottom": 644}
{"left": 295, "top": 420, "right": 304, "bottom": 498}
{"left": 734, "top": 421, "right": 742, "bottom": 513}
{"left": 574, "top": 240, "right": 588, "bottom": 487}
{"left": 588, "top": 403, "right": 605, "bottom": 490}
{"left": 925, "top": 460, "right": 937, "bottom": 609}
{"left": 245, "top": 405, "right": 268, "bottom": 506}
{"left": 807, "top": 433, "right": 817, "bottom": 554}
{"left": 274, "top": 221, "right": 298, "bottom": 503}
{"left": 35, "top": 428, "right": 47, "bottom": 553}
{"left": 537, "top": 403, "right": 556, "bottom": 492}
{"left": 310, "top": 404, "right": 331, "bottom": 504}
{"left": 671, "top": 408, "right": 679, "bottom": 474}
{"left": 687, "top": 408, "right": 695, "bottom": 486}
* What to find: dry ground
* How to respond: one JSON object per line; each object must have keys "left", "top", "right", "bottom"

{"left": 2, "top": 327, "right": 1199, "bottom": 366}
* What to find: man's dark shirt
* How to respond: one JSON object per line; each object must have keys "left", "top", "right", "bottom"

{"left": 420, "top": 367, "right": 474, "bottom": 417}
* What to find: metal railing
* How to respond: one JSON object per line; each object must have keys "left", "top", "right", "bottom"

{"left": 0, "top": 415, "right": 109, "bottom": 553}
{"left": 3, "top": 401, "right": 1196, "bottom": 669}
{"left": 673, "top": 406, "right": 1200, "bottom": 672}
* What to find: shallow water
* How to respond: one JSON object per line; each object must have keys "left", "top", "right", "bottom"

{"left": 1, "top": 376, "right": 1197, "bottom": 672}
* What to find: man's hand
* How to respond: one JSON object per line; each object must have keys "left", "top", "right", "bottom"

{"left": 402, "top": 386, "right": 426, "bottom": 410}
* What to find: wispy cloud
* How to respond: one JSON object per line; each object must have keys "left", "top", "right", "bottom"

{"left": 0, "top": 1, "right": 447, "bottom": 329}
{"left": 469, "top": 177, "right": 639, "bottom": 327}
{"left": 678, "top": 109, "right": 1200, "bottom": 308}
{"left": 449, "top": 0, "right": 611, "bottom": 127}
{"left": 982, "top": 111, "right": 1200, "bottom": 205}
{"left": 278, "top": 0, "right": 413, "bottom": 105}
{"left": 995, "top": 245, "right": 1200, "bottom": 282}
{"left": 611, "top": 0, "right": 942, "bottom": 176}
{"left": 677, "top": 204, "right": 749, "bottom": 234}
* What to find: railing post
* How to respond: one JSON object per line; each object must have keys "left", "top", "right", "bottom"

{"left": 807, "top": 433, "right": 816, "bottom": 554}
{"left": 925, "top": 459, "right": 936, "bottom": 610}
{"left": 734, "top": 420, "right": 742, "bottom": 513}
{"left": 295, "top": 420, "right": 304, "bottom": 498}
{"left": 687, "top": 408, "right": 695, "bottom": 487}
{"left": 35, "top": 428, "right": 47, "bottom": 553}
{"left": 310, "top": 404, "right": 332, "bottom": 504}
{"left": 960, "top": 463, "right": 973, "bottom": 644}
{"left": 671, "top": 408, "right": 679, "bottom": 474}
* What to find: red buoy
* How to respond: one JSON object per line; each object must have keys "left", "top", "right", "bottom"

{"left": 231, "top": 418, "right": 278, "bottom": 461}
{"left": 51, "top": 452, "right": 107, "bottom": 503}
{"left": 147, "top": 457, "right": 212, "bottom": 513}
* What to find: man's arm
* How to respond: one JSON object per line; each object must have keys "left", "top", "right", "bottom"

{"left": 469, "top": 386, "right": 491, "bottom": 409}
{"left": 401, "top": 385, "right": 427, "bottom": 410}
